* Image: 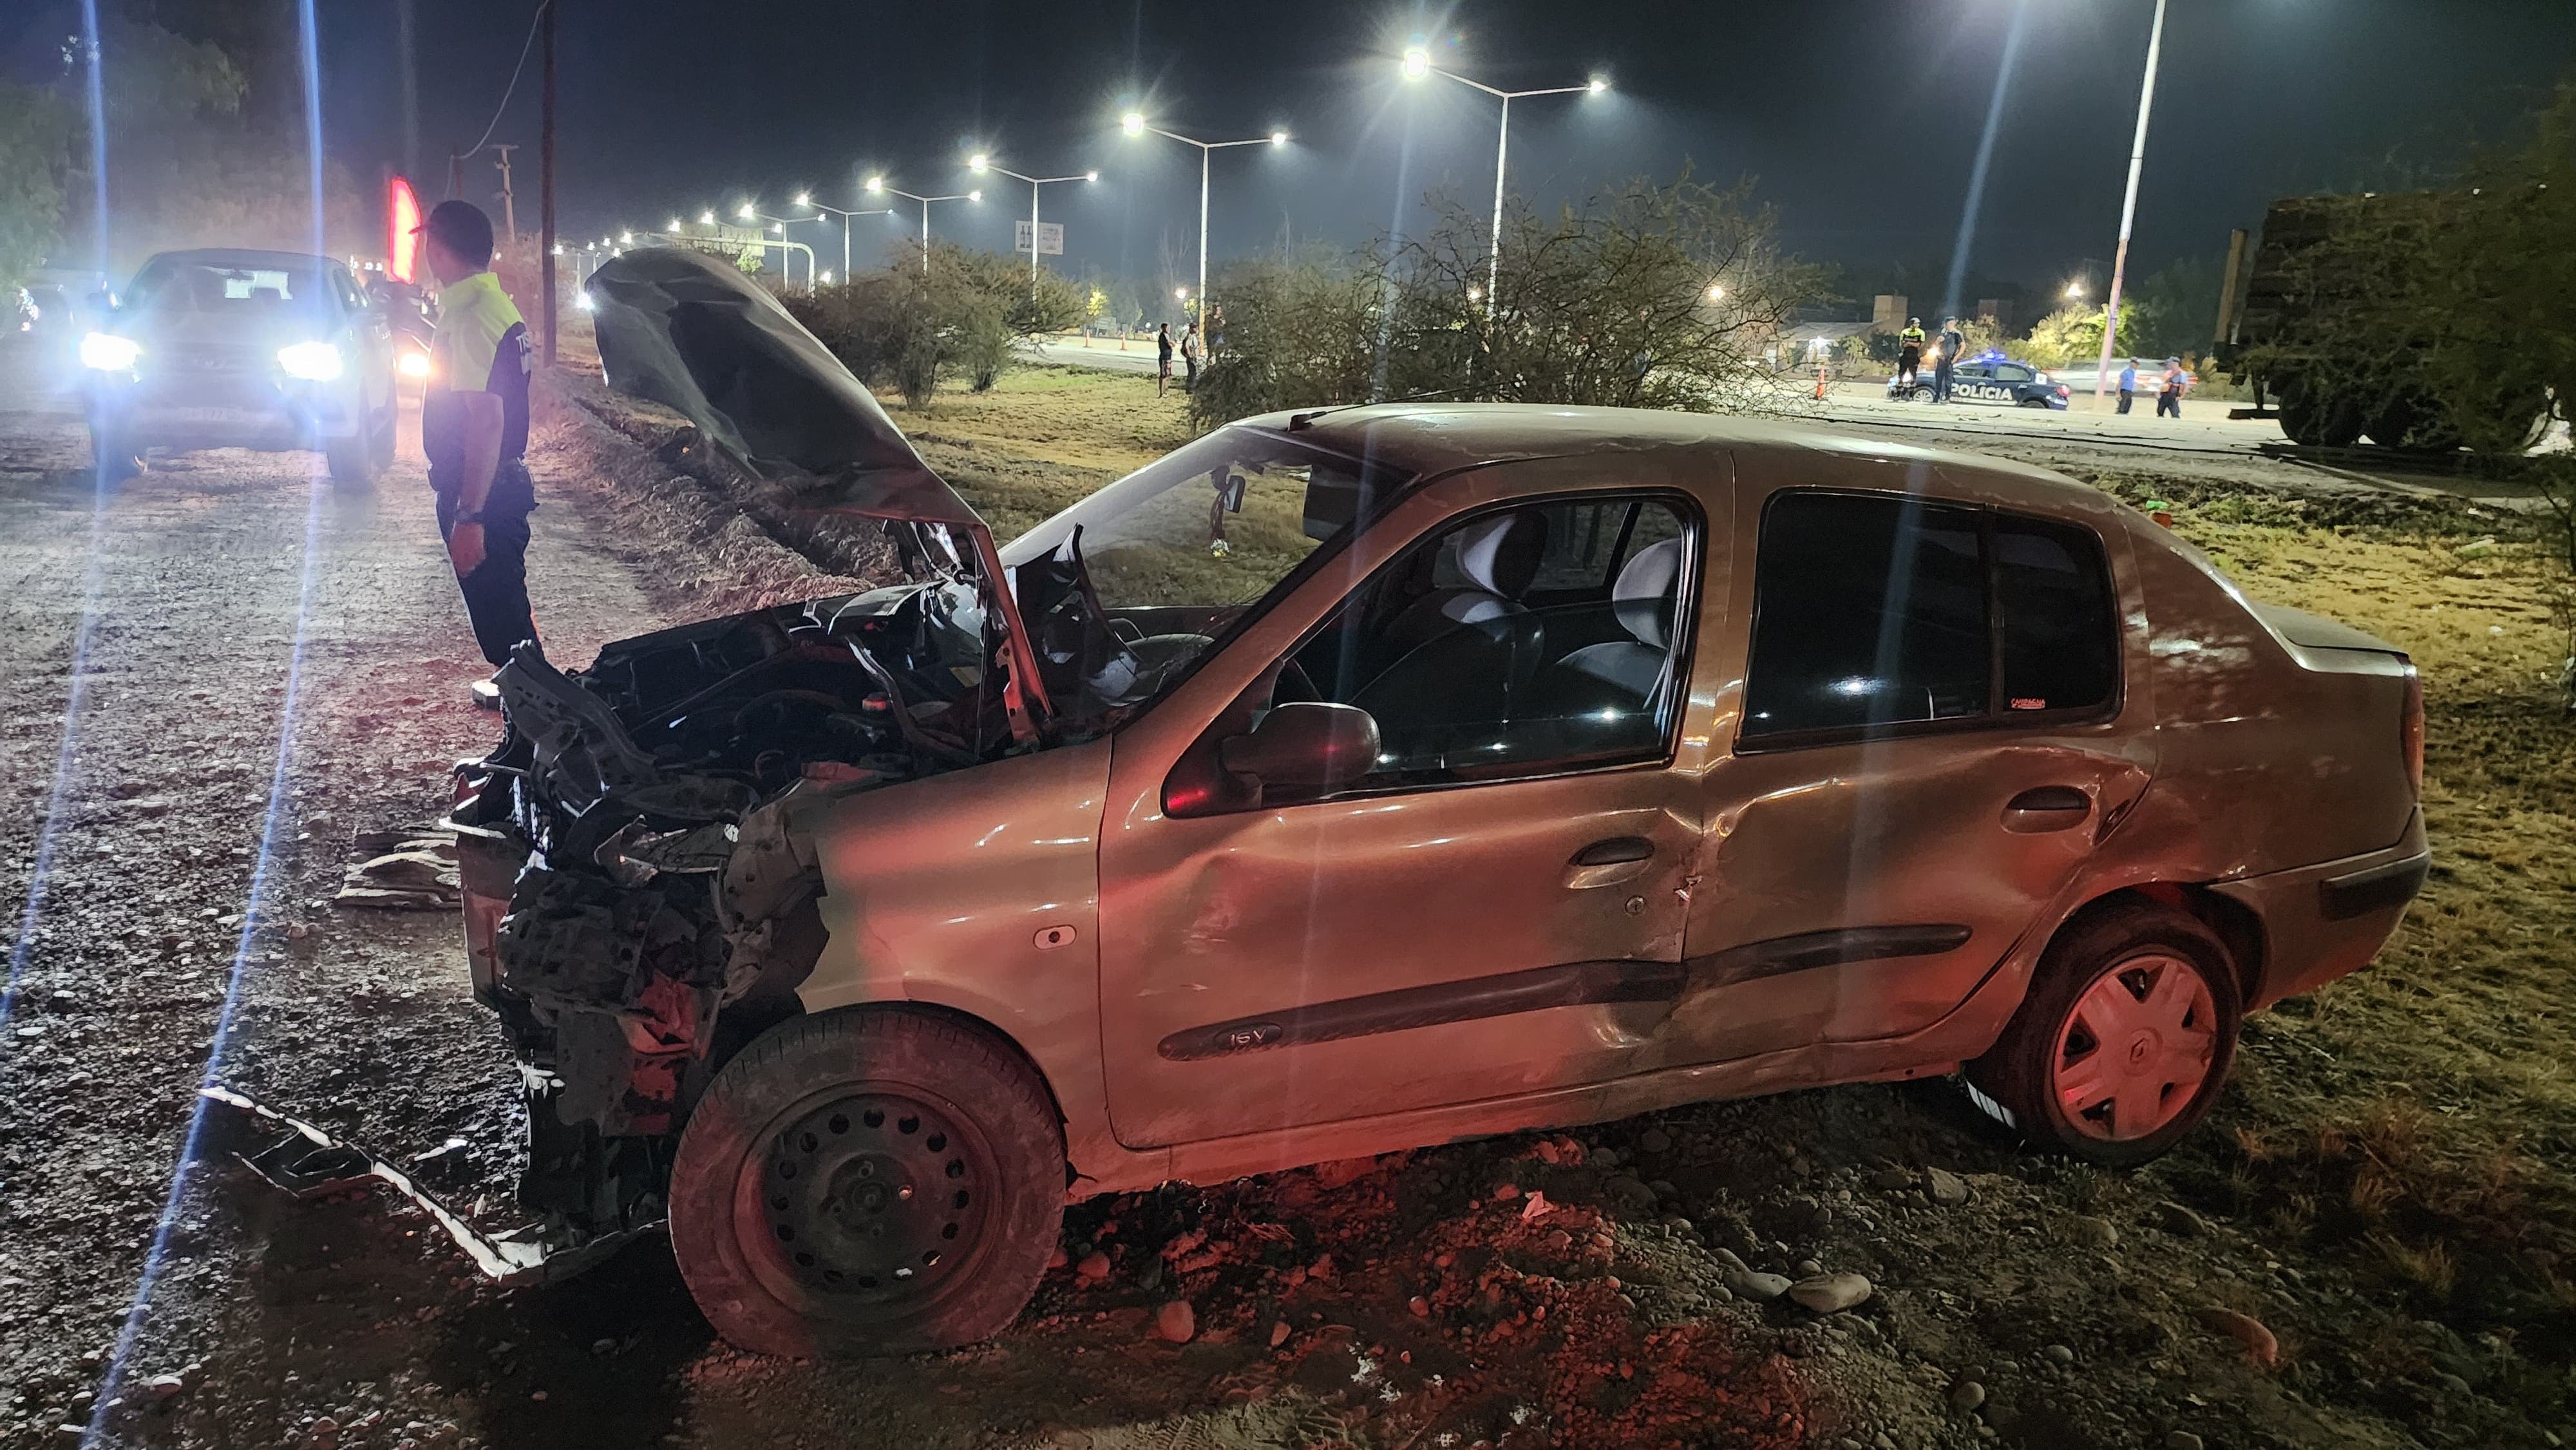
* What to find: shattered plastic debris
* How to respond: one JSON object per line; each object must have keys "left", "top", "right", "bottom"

{"left": 336, "top": 823, "right": 462, "bottom": 910}
{"left": 202, "top": 1086, "right": 654, "bottom": 1283}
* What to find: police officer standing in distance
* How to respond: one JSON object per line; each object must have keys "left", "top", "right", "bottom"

{"left": 1896, "top": 316, "right": 1926, "bottom": 391}
{"left": 418, "top": 200, "right": 540, "bottom": 701}
{"left": 1932, "top": 315, "right": 1965, "bottom": 404}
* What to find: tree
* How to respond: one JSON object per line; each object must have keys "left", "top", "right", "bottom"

{"left": 0, "top": 83, "right": 78, "bottom": 295}
{"left": 1190, "top": 174, "right": 1828, "bottom": 431}
{"left": 2018, "top": 303, "right": 2141, "bottom": 370}
{"left": 782, "top": 243, "right": 1090, "bottom": 405}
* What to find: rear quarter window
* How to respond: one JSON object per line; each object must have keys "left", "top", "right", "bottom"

{"left": 1741, "top": 490, "right": 2120, "bottom": 746}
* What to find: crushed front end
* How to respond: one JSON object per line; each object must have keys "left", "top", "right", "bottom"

{"left": 450, "top": 578, "right": 1016, "bottom": 1252}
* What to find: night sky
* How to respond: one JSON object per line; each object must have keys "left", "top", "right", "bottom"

{"left": 37, "top": 1, "right": 2576, "bottom": 305}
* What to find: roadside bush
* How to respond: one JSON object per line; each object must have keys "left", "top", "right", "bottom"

{"left": 1189, "top": 174, "right": 1827, "bottom": 431}
{"left": 784, "top": 242, "right": 1088, "bottom": 406}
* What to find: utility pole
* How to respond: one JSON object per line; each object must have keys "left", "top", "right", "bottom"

{"left": 2092, "top": 0, "right": 2168, "bottom": 404}
{"left": 396, "top": 0, "right": 417, "bottom": 179}
{"left": 538, "top": 0, "right": 558, "bottom": 366}
{"left": 491, "top": 143, "right": 518, "bottom": 245}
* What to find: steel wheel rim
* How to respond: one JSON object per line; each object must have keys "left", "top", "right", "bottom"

{"left": 735, "top": 1086, "right": 992, "bottom": 1316}
{"left": 2050, "top": 950, "right": 2219, "bottom": 1142}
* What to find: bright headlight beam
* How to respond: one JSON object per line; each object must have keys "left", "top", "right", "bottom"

{"left": 276, "top": 340, "right": 342, "bottom": 381}
{"left": 79, "top": 331, "right": 139, "bottom": 371}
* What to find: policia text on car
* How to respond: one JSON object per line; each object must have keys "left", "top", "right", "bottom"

{"left": 419, "top": 200, "right": 542, "bottom": 674}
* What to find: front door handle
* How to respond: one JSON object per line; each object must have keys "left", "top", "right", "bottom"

{"left": 1566, "top": 836, "right": 1656, "bottom": 889}
{"left": 2002, "top": 786, "right": 2094, "bottom": 833}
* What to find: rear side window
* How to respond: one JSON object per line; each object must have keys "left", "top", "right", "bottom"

{"left": 1743, "top": 491, "right": 2118, "bottom": 745}
{"left": 1995, "top": 516, "right": 2117, "bottom": 714}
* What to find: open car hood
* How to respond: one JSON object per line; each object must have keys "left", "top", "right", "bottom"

{"left": 583, "top": 247, "right": 978, "bottom": 527}
{"left": 583, "top": 248, "right": 1050, "bottom": 733}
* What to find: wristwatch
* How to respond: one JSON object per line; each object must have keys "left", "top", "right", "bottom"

{"left": 451, "top": 508, "right": 485, "bottom": 528}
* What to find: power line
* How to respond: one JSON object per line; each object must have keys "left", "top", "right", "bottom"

{"left": 459, "top": 0, "right": 549, "bottom": 162}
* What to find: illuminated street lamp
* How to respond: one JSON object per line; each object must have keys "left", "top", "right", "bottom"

{"left": 1121, "top": 111, "right": 1287, "bottom": 335}
{"left": 866, "top": 175, "right": 980, "bottom": 272}
{"left": 970, "top": 153, "right": 1099, "bottom": 294}
{"left": 698, "top": 209, "right": 715, "bottom": 226}
{"left": 2065, "top": 280, "right": 2087, "bottom": 300}
{"left": 1706, "top": 282, "right": 1725, "bottom": 301}
{"left": 1399, "top": 44, "right": 1608, "bottom": 310}
{"left": 792, "top": 189, "right": 896, "bottom": 279}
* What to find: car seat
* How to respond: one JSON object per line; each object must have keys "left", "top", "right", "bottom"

{"left": 1533, "top": 537, "right": 1684, "bottom": 717}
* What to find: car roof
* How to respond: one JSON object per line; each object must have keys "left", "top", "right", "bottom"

{"left": 137, "top": 249, "right": 339, "bottom": 274}
{"left": 1232, "top": 401, "right": 2105, "bottom": 513}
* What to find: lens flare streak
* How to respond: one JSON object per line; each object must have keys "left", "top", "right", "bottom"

{"left": 82, "top": 3, "right": 336, "bottom": 1440}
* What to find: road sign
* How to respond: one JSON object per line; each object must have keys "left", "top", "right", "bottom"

{"left": 1014, "top": 220, "right": 1065, "bottom": 256}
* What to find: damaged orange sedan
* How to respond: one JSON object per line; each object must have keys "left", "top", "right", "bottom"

{"left": 439, "top": 251, "right": 2427, "bottom": 1355}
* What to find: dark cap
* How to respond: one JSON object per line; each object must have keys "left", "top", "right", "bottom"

{"left": 419, "top": 200, "right": 495, "bottom": 267}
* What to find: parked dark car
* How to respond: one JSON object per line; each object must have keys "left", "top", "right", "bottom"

{"left": 79, "top": 247, "right": 397, "bottom": 482}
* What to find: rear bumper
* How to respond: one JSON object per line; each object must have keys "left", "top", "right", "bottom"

{"left": 2215, "top": 808, "right": 2430, "bottom": 1008}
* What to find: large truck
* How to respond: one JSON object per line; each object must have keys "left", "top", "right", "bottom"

{"left": 2214, "top": 189, "right": 2552, "bottom": 451}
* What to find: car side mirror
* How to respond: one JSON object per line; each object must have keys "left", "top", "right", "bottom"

{"left": 1217, "top": 702, "right": 1380, "bottom": 792}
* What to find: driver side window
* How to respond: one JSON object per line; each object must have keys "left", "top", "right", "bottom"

{"left": 1272, "top": 493, "right": 1700, "bottom": 800}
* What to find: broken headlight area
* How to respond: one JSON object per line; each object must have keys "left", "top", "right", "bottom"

{"left": 449, "top": 578, "right": 1010, "bottom": 1251}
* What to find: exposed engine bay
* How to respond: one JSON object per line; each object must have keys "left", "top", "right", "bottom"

{"left": 258, "top": 244, "right": 1223, "bottom": 1266}
{"left": 453, "top": 559, "right": 1054, "bottom": 1243}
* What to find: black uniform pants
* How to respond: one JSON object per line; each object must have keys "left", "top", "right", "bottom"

{"left": 2117, "top": 389, "right": 2134, "bottom": 414}
{"left": 436, "top": 462, "right": 539, "bottom": 668}
{"left": 2157, "top": 388, "right": 2182, "bottom": 419}
{"left": 1932, "top": 359, "right": 1955, "bottom": 402}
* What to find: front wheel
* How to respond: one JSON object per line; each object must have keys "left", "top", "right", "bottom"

{"left": 88, "top": 424, "right": 142, "bottom": 480}
{"left": 1963, "top": 901, "right": 2241, "bottom": 1167}
{"left": 669, "top": 1008, "right": 1065, "bottom": 1357}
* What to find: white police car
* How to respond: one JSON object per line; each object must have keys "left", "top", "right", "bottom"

{"left": 1889, "top": 351, "right": 2072, "bottom": 410}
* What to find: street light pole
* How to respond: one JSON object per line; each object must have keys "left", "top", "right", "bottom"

{"left": 866, "top": 178, "right": 980, "bottom": 272}
{"left": 2092, "top": 0, "right": 2168, "bottom": 404}
{"left": 1401, "top": 48, "right": 1606, "bottom": 310}
{"left": 969, "top": 158, "right": 1099, "bottom": 296}
{"left": 795, "top": 191, "right": 896, "bottom": 281}
{"left": 1121, "top": 113, "right": 1285, "bottom": 344}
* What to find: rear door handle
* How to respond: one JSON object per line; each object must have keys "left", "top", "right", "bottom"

{"left": 2002, "top": 786, "right": 2094, "bottom": 833}
{"left": 1566, "top": 836, "right": 1655, "bottom": 889}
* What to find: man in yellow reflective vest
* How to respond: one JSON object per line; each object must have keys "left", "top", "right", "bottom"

{"left": 417, "top": 200, "right": 540, "bottom": 701}
{"left": 1896, "top": 317, "right": 1926, "bottom": 390}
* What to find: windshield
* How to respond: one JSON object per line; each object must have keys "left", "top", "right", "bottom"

{"left": 999, "top": 423, "right": 1414, "bottom": 728}
{"left": 128, "top": 258, "right": 328, "bottom": 315}
{"left": 1001, "top": 424, "right": 1403, "bottom": 613}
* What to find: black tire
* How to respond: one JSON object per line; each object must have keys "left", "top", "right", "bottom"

{"left": 1962, "top": 901, "right": 2242, "bottom": 1169}
{"left": 2277, "top": 377, "right": 2365, "bottom": 449}
{"left": 325, "top": 433, "right": 377, "bottom": 485}
{"left": 669, "top": 1008, "right": 1065, "bottom": 1357}
{"left": 88, "top": 424, "right": 142, "bottom": 480}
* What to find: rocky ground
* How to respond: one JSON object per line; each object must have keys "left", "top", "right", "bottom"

{"left": 0, "top": 344, "right": 2569, "bottom": 1450}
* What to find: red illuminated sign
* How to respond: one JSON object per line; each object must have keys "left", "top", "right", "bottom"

{"left": 387, "top": 176, "right": 422, "bottom": 284}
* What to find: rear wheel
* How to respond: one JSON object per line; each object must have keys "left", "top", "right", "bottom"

{"left": 1964, "top": 901, "right": 2241, "bottom": 1168}
{"left": 668, "top": 1008, "right": 1065, "bottom": 1357}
